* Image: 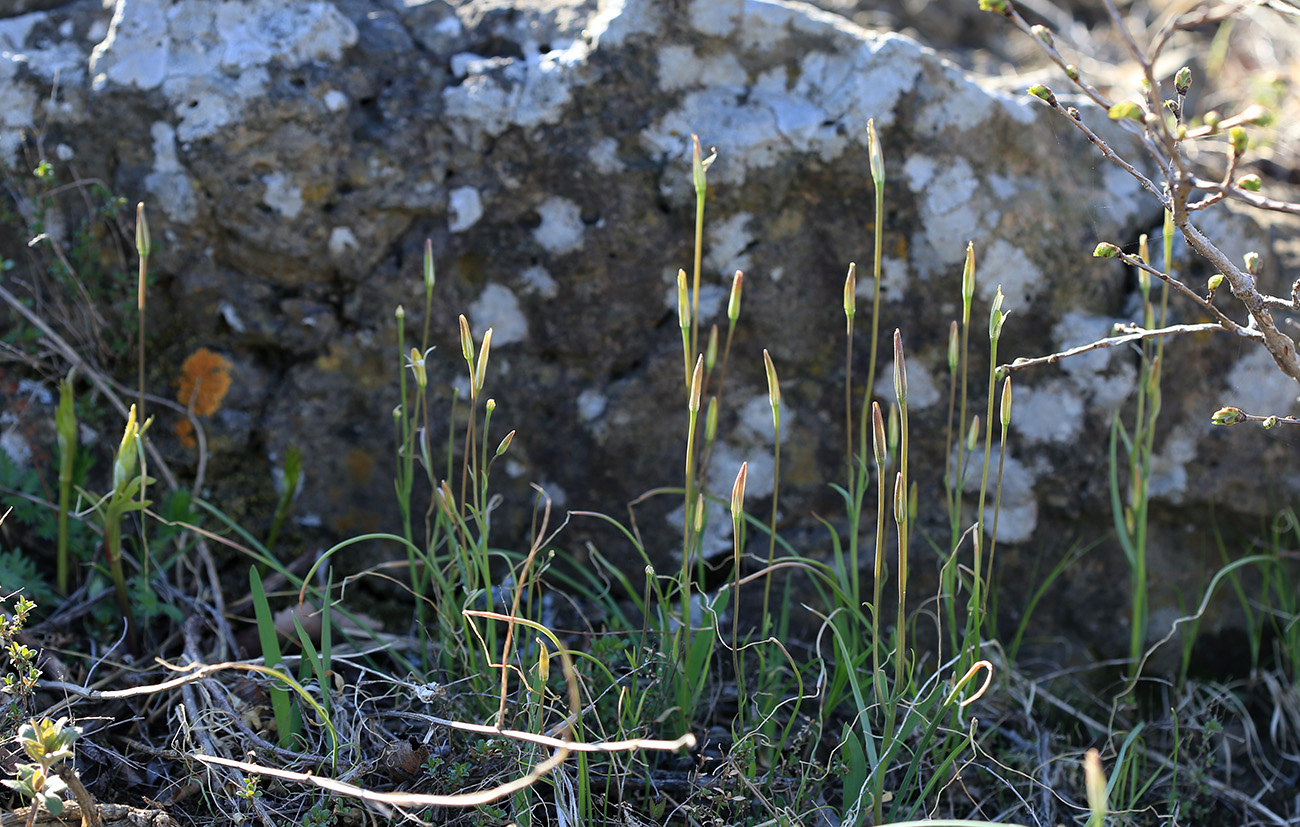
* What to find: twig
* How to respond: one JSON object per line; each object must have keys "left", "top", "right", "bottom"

{"left": 998, "top": 322, "right": 1230, "bottom": 375}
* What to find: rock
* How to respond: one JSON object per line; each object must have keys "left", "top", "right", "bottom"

{"left": 1, "top": 0, "right": 1294, "bottom": 663}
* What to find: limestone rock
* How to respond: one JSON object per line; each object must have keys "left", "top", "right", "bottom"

{"left": 1, "top": 0, "right": 1294, "bottom": 660}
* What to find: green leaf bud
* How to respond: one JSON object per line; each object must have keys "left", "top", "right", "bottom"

{"left": 1203, "top": 110, "right": 1221, "bottom": 130}
{"left": 1229, "top": 126, "right": 1248, "bottom": 157}
{"left": 1210, "top": 406, "right": 1246, "bottom": 426}
{"left": 1244, "top": 251, "right": 1262, "bottom": 275}
{"left": 1174, "top": 66, "right": 1192, "bottom": 95}
{"left": 1028, "top": 85, "right": 1056, "bottom": 106}
{"left": 1208, "top": 273, "right": 1224, "bottom": 293}
{"left": 1064, "top": 64, "right": 1079, "bottom": 82}
{"left": 1093, "top": 242, "right": 1121, "bottom": 258}
{"left": 1237, "top": 174, "right": 1262, "bottom": 192}
{"left": 978, "top": 0, "right": 1013, "bottom": 15}
{"left": 1264, "top": 416, "right": 1280, "bottom": 429}
{"left": 1031, "top": 25, "right": 1053, "bottom": 48}
{"left": 1108, "top": 101, "right": 1145, "bottom": 122}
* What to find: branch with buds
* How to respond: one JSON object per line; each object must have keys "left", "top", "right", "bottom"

{"left": 990, "top": 0, "right": 1300, "bottom": 418}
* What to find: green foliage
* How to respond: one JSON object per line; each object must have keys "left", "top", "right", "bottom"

{"left": 2, "top": 717, "right": 79, "bottom": 818}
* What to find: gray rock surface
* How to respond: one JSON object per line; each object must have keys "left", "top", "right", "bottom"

{"left": 2, "top": 0, "right": 1295, "bottom": 660}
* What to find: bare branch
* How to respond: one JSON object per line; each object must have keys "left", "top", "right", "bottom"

{"left": 999, "top": 321, "right": 1231, "bottom": 376}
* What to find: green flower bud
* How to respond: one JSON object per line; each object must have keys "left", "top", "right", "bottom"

{"left": 867, "top": 119, "right": 885, "bottom": 189}
{"left": 1000, "top": 376, "right": 1012, "bottom": 429}
{"left": 962, "top": 241, "right": 975, "bottom": 325}
{"left": 730, "top": 462, "right": 747, "bottom": 521}
{"left": 1238, "top": 174, "right": 1262, "bottom": 192}
{"left": 705, "top": 324, "right": 718, "bottom": 373}
{"left": 423, "top": 238, "right": 436, "bottom": 291}
{"left": 689, "top": 355, "right": 704, "bottom": 413}
{"left": 947, "top": 320, "right": 959, "bottom": 375}
{"left": 966, "top": 415, "right": 980, "bottom": 452}
{"left": 495, "top": 429, "right": 515, "bottom": 457}
{"left": 135, "top": 202, "right": 151, "bottom": 260}
{"left": 989, "top": 285, "right": 1006, "bottom": 341}
{"left": 893, "top": 329, "right": 907, "bottom": 406}
{"left": 727, "top": 270, "right": 743, "bottom": 323}
{"left": 843, "top": 262, "right": 857, "bottom": 327}
{"left": 763, "top": 349, "right": 780, "bottom": 409}
{"left": 676, "top": 269, "right": 689, "bottom": 331}
{"left": 705, "top": 396, "right": 718, "bottom": 443}
{"left": 871, "top": 401, "right": 886, "bottom": 467}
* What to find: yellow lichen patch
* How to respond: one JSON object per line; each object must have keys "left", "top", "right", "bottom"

{"left": 176, "top": 347, "right": 232, "bottom": 416}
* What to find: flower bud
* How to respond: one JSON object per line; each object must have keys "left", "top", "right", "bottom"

{"left": 989, "top": 286, "right": 1006, "bottom": 341}
{"left": 473, "top": 328, "right": 493, "bottom": 397}
{"left": 867, "top": 119, "right": 884, "bottom": 189}
{"left": 689, "top": 355, "right": 703, "bottom": 413}
{"left": 458, "top": 314, "right": 474, "bottom": 362}
{"left": 423, "top": 238, "right": 436, "bottom": 291}
{"left": 978, "top": 0, "right": 1013, "bottom": 15}
{"left": 871, "top": 401, "right": 886, "bottom": 467}
{"left": 1174, "top": 66, "right": 1191, "bottom": 95}
{"left": 730, "top": 461, "right": 748, "bottom": 521}
{"left": 705, "top": 324, "right": 718, "bottom": 373}
{"left": 705, "top": 396, "right": 718, "bottom": 442}
{"left": 1084, "top": 749, "right": 1108, "bottom": 824}
{"left": 893, "top": 329, "right": 907, "bottom": 405}
{"left": 495, "top": 429, "right": 515, "bottom": 457}
{"left": 966, "top": 415, "right": 980, "bottom": 452}
{"left": 135, "top": 202, "right": 151, "bottom": 259}
{"left": 728, "top": 270, "right": 743, "bottom": 323}
{"left": 962, "top": 242, "right": 975, "bottom": 324}
{"left": 947, "top": 320, "right": 959, "bottom": 375}
{"left": 763, "top": 349, "right": 780, "bottom": 410}
{"left": 1264, "top": 416, "right": 1280, "bottom": 429}
{"left": 843, "top": 262, "right": 857, "bottom": 327}
{"left": 1000, "top": 377, "right": 1013, "bottom": 428}
{"left": 676, "top": 269, "right": 690, "bottom": 331}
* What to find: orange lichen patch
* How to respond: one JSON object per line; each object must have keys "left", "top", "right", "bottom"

{"left": 174, "top": 418, "right": 196, "bottom": 449}
{"left": 176, "top": 348, "right": 232, "bottom": 416}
